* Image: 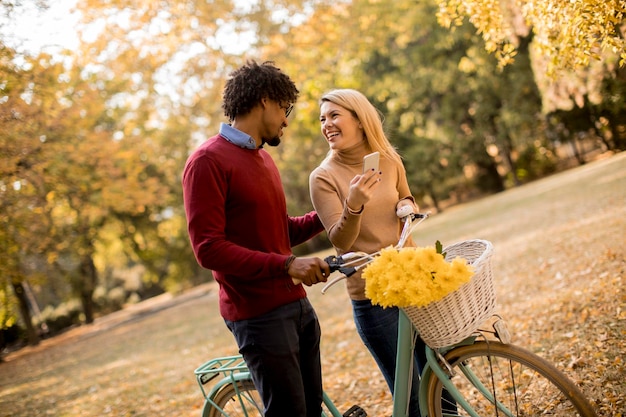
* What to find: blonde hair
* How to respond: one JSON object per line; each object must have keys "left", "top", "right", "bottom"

{"left": 320, "top": 89, "right": 402, "bottom": 164}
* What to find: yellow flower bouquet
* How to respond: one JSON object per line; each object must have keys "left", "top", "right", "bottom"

{"left": 362, "top": 243, "right": 474, "bottom": 308}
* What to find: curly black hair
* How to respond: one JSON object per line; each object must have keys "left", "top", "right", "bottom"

{"left": 222, "top": 60, "right": 299, "bottom": 121}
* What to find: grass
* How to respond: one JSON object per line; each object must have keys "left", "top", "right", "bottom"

{"left": 1, "top": 152, "right": 624, "bottom": 417}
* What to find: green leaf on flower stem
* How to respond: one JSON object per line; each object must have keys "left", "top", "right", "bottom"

{"left": 435, "top": 240, "right": 447, "bottom": 258}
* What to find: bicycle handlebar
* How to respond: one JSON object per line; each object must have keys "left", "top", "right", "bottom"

{"left": 290, "top": 212, "right": 429, "bottom": 288}
{"left": 319, "top": 212, "right": 430, "bottom": 293}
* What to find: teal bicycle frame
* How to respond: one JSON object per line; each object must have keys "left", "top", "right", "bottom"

{"left": 196, "top": 307, "right": 583, "bottom": 417}
{"left": 395, "top": 309, "right": 475, "bottom": 417}
{"left": 194, "top": 355, "right": 346, "bottom": 417}
{"left": 397, "top": 309, "right": 517, "bottom": 417}
{"left": 194, "top": 356, "right": 256, "bottom": 416}
{"left": 194, "top": 309, "right": 496, "bottom": 417}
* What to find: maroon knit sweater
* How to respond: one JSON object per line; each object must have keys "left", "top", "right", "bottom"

{"left": 182, "top": 135, "right": 324, "bottom": 321}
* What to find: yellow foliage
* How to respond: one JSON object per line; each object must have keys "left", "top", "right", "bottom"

{"left": 437, "top": 0, "right": 626, "bottom": 76}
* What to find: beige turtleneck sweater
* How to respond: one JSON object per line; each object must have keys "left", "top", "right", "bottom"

{"left": 309, "top": 141, "right": 415, "bottom": 300}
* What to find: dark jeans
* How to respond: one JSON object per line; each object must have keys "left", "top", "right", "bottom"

{"left": 225, "top": 298, "right": 323, "bottom": 417}
{"left": 352, "top": 299, "right": 457, "bottom": 417}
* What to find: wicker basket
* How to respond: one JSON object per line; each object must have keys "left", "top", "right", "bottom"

{"left": 402, "top": 239, "right": 496, "bottom": 348}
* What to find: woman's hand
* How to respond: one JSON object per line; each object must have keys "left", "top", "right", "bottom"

{"left": 396, "top": 198, "right": 418, "bottom": 217}
{"left": 346, "top": 170, "right": 381, "bottom": 212}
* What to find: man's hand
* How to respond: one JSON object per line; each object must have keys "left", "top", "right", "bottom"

{"left": 288, "top": 257, "right": 330, "bottom": 286}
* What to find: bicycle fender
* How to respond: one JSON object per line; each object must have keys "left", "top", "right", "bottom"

{"left": 201, "top": 372, "right": 254, "bottom": 417}
{"left": 201, "top": 398, "right": 214, "bottom": 417}
{"left": 206, "top": 372, "right": 253, "bottom": 400}
{"left": 418, "top": 364, "right": 434, "bottom": 417}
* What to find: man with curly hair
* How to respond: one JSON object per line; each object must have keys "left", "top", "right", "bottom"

{"left": 182, "top": 61, "right": 330, "bottom": 417}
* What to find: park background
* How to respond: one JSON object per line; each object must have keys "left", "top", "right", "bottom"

{"left": 1, "top": 152, "right": 624, "bottom": 416}
{"left": 0, "top": 1, "right": 624, "bottom": 414}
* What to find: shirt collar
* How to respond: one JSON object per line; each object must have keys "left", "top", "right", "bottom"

{"left": 219, "top": 123, "right": 257, "bottom": 149}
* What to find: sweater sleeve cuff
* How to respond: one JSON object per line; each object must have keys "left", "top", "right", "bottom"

{"left": 284, "top": 255, "right": 296, "bottom": 272}
{"left": 345, "top": 200, "right": 364, "bottom": 215}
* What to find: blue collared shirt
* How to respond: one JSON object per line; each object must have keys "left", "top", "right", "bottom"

{"left": 219, "top": 123, "right": 257, "bottom": 149}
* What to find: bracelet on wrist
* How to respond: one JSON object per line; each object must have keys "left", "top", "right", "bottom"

{"left": 346, "top": 204, "right": 364, "bottom": 215}
{"left": 284, "top": 255, "right": 296, "bottom": 272}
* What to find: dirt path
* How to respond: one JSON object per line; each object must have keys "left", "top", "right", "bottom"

{"left": 2, "top": 283, "right": 214, "bottom": 363}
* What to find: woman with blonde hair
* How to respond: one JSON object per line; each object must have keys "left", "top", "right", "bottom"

{"left": 310, "top": 89, "right": 454, "bottom": 416}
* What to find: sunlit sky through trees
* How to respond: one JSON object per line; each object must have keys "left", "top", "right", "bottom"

{"left": 2, "top": 0, "right": 79, "bottom": 55}
{"left": 2, "top": 0, "right": 267, "bottom": 57}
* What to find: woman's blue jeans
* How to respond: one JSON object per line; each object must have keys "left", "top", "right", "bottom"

{"left": 352, "top": 299, "right": 458, "bottom": 417}
{"left": 352, "top": 299, "right": 424, "bottom": 417}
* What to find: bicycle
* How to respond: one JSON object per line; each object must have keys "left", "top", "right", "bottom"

{"left": 193, "top": 212, "right": 598, "bottom": 417}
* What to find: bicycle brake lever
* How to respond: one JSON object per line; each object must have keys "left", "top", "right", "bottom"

{"left": 339, "top": 266, "right": 357, "bottom": 276}
{"left": 294, "top": 255, "right": 360, "bottom": 287}
{"left": 321, "top": 259, "right": 358, "bottom": 294}
{"left": 324, "top": 255, "right": 343, "bottom": 272}
{"left": 325, "top": 253, "right": 366, "bottom": 277}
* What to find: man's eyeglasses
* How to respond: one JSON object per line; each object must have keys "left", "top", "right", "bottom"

{"left": 284, "top": 103, "right": 294, "bottom": 118}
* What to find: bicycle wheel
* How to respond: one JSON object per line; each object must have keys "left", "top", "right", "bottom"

{"left": 204, "top": 380, "right": 264, "bottom": 417}
{"left": 426, "top": 341, "right": 597, "bottom": 417}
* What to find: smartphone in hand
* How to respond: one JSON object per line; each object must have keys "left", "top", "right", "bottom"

{"left": 363, "top": 152, "right": 380, "bottom": 173}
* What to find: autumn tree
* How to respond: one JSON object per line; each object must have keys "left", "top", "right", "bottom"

{"left": 263, "top": 0, "right": 549, "bottom": 209}
{"left": 69, "top": 0, "right": 280, "bottom": 283}
{"left": 1, "top": 0, "right": 194, "bottom": 332}
{"left": 0, "top": 0, "right": 53, "bottom": 346}
{"left": 437, "top": 0, "right": 626, "bottom": 75}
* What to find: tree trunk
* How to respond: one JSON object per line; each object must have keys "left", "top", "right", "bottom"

{"left": 11, "top": 282, "right": 39, "bottom": 346}
{"left": 499, "top": 140, "right": 520, "bottom": 187}
{"left": 426, "top": 183, "right": 441, "bottom": 213}
{"left": 79, "top": 256, "right": 97, "bottom": 324}
{"left": 570, "top": 138, "right": 585, "bottom": 165}
{"left": 475, "top": 149, "right": 505, "bottom": 193}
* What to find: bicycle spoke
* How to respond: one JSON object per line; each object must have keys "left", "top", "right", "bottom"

{"left": 428, "top": 342, "right": 596, "bottom": 417}
{"left": 207, "top": 380, "right": 264, "bottom": 417}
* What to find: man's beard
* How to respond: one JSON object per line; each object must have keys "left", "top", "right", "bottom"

{"left": 262, "top": 136, "right": 281, "bottom": 147}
